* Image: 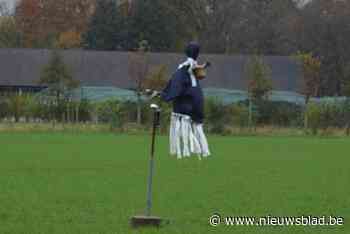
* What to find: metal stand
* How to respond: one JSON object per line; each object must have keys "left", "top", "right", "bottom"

{"left": 131, "top": 104, "right": 164, "bottom": 228}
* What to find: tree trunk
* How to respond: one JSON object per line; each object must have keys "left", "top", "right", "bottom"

{"left": 62, "top": 111, "right": 65, "bottom": 124}
{"left": 304, "top": 95, "right": 310, "bottom": 130}
{"left": 248, "top": 98, "right": 252, "bottom": 128}
{"left": 76, "top": 103, "right": 79, "bottom": 123}
{"left": 136, "top": 92, "right": 142, "bottom": 125}
{"left": 67, "top": 102, "right": 70, "bottom": 123}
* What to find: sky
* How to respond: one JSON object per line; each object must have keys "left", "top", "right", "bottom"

{"left": 0, "top": 0, "right": 17, "bottom": 11}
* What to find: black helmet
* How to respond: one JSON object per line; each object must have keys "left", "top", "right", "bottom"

{"left": 185, "top": 42, "right": 200, "bottom": 60}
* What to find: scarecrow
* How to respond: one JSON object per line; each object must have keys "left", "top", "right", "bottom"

{"left": 154, "top": 42, "right": 211, "bottom": 159}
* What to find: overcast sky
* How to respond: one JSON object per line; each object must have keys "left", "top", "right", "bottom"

{"left": 1, "top": 0, "right": 17, "bottom": 11}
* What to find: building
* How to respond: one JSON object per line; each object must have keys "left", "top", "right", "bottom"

{"left": 0, "top": 48, "right": 302, "bottom": 100}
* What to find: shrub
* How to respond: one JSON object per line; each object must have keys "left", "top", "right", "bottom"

{"left": 0, "top": 98, "right": 9, "bottom": 119}
{"left": 77, "top": 99, "right": 92, "bottom": 122}
{"left": 229, "top": 103, "right": 250, "bottom": 128}
{"left": 256, "top": 101, "right": 303, "bottom": 127}
{"left": 344, "top": 100, "right": 350, "bottom": 135}
{"left": 6, "top": 94, "right": 33, "bottom": 122}
{"left": 305, "top": 101, "right": 348, "bottom": 135}
{"left": 305, "top": 102, "right": 322, "bottom": 135}
{"left": 245, "top": 55, "right": 273, "bottom": 101}
{"left": 205, "top": 98, "right": 229, "bottom": 134}
{"left": 96, "top": 100, "right": 123, "bottom": 129}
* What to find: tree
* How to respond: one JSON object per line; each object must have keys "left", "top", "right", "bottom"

{"left": 15, "top": 0, "right": 42, "bottom": 47}
{"left": 186, "top": 0, "right": 299, "bottom": 54}
{"left": 245, "top": 55, "right": 272, "bottom": 128}
{"left": 0, "top": 16, "right": 22, "bottom": 48}
{"left": 40, "top": 0, "right": 95, "bottom": 35}
{"left": 144, "top": 65, "right": 168, "bottom": 91}
{"left": 292, "top": 0, "right": 350, "bottom": 96}
{"left": 295, "top": 52, "right": 321, "bottom": 104}
{"left": 7, "top": 93, "right": 31, "bottom": 122}
{"left": 15, "top": 0, "right": 94, "bottom": 48}
{"left": 39, "top": 51, "right": 79, "bottom": 121}
{"left": 343, "top": 64, "right": 350, "bottom": 97}
{"left": 56, "top": 30, "right": 82, "bottom": 49}
{"left": 83, "top": 0, "right": 188, "bottom": 51}
{"left": 128, "top": 40, "right": 150, "bottom": 124}
{"left": 343, "top": 63, "right": 350, "bottom": 135}
{"left": 129, "top": 0, "right": 185, "bottom": 51}
{"left": 83, "top": 0, "right": 119, "bottom": 50}
{"left": 170, "top": 0, "right": 212, "bottom": 41}
{"left": 245, "top": 55, "right": 273, "bottom": 101}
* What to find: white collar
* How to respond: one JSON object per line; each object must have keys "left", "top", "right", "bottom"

{"left": 178, "top": 58, "right": 197, "bottom": 87}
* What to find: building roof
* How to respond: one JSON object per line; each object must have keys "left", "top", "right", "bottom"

{"left": 0, "top": 48, "right": 302, "bottom": 91}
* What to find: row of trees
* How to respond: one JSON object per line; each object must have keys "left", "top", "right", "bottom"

{"left": 2, "top": 92, "right": 350, "bottom": 136}
{"left": 35, "top": 50, "right": 168, "bottom": 124}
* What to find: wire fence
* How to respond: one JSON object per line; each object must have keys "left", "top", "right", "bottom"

{"left": 36, "top": 86, "right": 348, "bottom": 106}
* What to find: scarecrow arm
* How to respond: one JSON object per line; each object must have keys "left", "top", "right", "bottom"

{"left": 160, "top": 69, "right": 187, "bottom": 102}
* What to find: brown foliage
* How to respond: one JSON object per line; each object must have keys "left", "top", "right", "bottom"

{"left": 144, "top": 65, "right": 168, "bottom": 91}
{"left": 295, "top": 53, "right": 321, "bottom": 102}
{"left": 15, "top": 0, "right": 95, "bottom": 47}
{"left": 15, "top": 0, "right": 42, "bottom": 47}
{"left": 56, "top": 30, "right": 82, "bottom": 49}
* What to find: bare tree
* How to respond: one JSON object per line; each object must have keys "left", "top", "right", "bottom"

{"left": 128, "top": 40, "right": 150, "bottom": 124}
{"left": 294, "top": 0, "right": 350, "bottom": 96}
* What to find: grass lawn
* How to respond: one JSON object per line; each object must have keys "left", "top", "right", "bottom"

{"left": 0, "top": 133, "right": 349, "bottom": 234}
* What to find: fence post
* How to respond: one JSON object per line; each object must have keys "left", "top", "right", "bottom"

{"left": 248, "top": 95, "right": 253, "bottom": 129}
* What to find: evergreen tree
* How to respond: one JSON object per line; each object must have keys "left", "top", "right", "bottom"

{"left": 83, "top": 0, "right": 119, "bottom": 50}
{"left": 39, "top": 51, "right": 78, "bottom": 105}
{"left": 130, "top": 0, "right": 178, "bottom": 51}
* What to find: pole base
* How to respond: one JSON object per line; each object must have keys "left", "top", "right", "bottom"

{"left": 130, "top": 215, "right": 163, "bottom": 228}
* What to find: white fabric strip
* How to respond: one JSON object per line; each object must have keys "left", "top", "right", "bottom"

{"left": 178, "top": 57, "right": 198, "bottom": 87}
{"left": 169, "top": 112, "right": 210, "bottom": 159}
{"left": 189, "top": 124, "right": 201, "bottom": 154}
{"left": 181, "top": 117, "right": 191, "bottom": 157}
{"left": 194, "top": 124, "right": 210, "bottom": 157}
{"left": 169, "top": 114, "right": 176, "bottom": 155}
{"left": 175, "top": 116, "right": 182, "bottom": 159}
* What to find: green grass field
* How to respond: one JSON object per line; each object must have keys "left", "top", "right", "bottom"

{"left": 0, "top": 133, "right": 349, "bottom": 234}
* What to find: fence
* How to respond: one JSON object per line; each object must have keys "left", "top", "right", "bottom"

{"left": 1, "top": 86, "right": 349, "bottom": 136}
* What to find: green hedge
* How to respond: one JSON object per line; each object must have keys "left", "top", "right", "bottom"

{"left": 1, "top": 95, "right": 349, "bottom": 135}
{"left": 305, "top": 101, "right": 350, "bottom": 135}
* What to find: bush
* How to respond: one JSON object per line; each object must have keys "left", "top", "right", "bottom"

{"left": 158, "top": 101, "right": 172, "bottom": 133}
{"left": 204, "top": 99, "right": 250, "bottom": 134}
{"left": 229, "top": 103, "right": 250, "bottom": 128}
{"left": 205, "top": 98, "right": 229, "bottom": 134}
{"left": 0, "top": 99, "right": 9, "bottom": 119}
{"left": 305, "top": 101, "right": 349, "bottom": 135}
{"left": 78, "top": 99, "right": 92, "bottom": 122}
{"left": 1, "top": 92, "right": 348, "bottom": 136}
{"left": 344, "top": 100, "right": 350, "bottom": 135}
{"left": 6, "top": 94, "right": 34, "bottom": 122}
{"left": 96, "top": 100, "right": 123, "bottom": 129}
{"left": 305, "top": 102, "right": 322, "bottom": 135}
{"left": 237, "top": 100, "right": 303, "bottom": 128}
{"left": 256, "top": 101, "right": 303, "bottom": 127}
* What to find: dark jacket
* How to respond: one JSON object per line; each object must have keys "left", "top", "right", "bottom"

{"left": 161, "top": 66, "right": 204, "bottom": 123}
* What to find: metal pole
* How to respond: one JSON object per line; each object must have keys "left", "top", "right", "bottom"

{"left": 146, "top": 107, "right": 160, "bottom": 217}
